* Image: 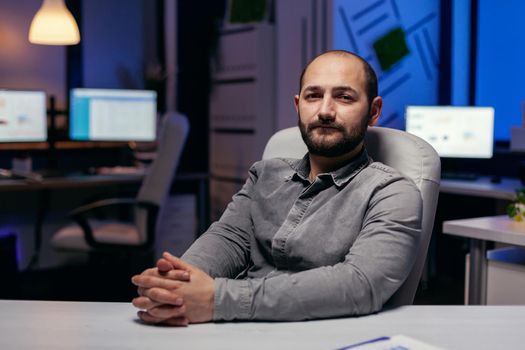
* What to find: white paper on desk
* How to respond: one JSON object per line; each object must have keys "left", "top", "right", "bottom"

{"left": 336, "top": 334, "right": 446, "bottom": 350}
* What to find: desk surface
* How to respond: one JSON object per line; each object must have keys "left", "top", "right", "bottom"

{"left": 443, "top": 215, "right": 525, "bottom": 246}
{"left": 1, "top": 300, "right": 524, "bottom": 350}
{"left": 2, "top": 174, "right": 517, "bottom": 198}
{"left": 0, "top": 172, "right": 208, "bottom": 192}
{"left": 0, "top": 173, "right": 143, "bottom": 192}
{"left": 440, "top": 176, "right": 522, "bottom": 200}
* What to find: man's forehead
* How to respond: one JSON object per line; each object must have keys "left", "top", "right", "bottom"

{"left": 311, "top": 51, "right": 361, "bottom": 64}
{"left": 302, "top": 54, "right": 366, "bottom": 90}
{"left": 305, "top": 54, "right": 363, "bottom": 75}
{"left": 302, "top": 84, "right": 358, "bottom": 93}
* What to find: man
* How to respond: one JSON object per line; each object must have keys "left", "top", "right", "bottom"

{"left": 131, "top": 50, "right": 422, "bottom": 326}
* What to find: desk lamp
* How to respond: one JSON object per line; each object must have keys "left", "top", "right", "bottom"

{"left": 28, "top": 0, "right": 80, "bottom": 45}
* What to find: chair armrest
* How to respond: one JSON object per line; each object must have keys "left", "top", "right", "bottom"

{"left": 67, "top": 198, "right": 159, "bottom": 252}
{"left": 68, "top": 198, "right": 156, "bottom": 218}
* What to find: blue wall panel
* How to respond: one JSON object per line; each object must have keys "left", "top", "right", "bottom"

{"left": 333, "top": 0, "right": 440, "bottom": 130}
{"left": 476, "top": 0, "right": 525, "bottom": 141}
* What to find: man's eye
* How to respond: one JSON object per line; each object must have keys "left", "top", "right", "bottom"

{"left": 338, "top": 95, "right": 353, "bottom": 102}
{"left": 305, "top": 93, "right": 321, "bottom": 100}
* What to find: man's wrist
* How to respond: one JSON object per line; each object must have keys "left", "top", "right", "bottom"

{"left": 213, "top": 278, "right": 252, "bottom": 321}
{"left": 208, "top": 278, "right": 216, "bottom": 321}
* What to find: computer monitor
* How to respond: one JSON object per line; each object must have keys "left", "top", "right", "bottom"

{"left": 69, "top": 88, "right": 157, "bottom": 141}
{"left": 405, "top": 106, "right": 495, "bottom": 158}
{"left": 0, "top": 89, "right": 47, "bottom": 143}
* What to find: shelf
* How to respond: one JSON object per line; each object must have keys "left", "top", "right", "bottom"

{"left": 54, "top": 141, "right": 129, "bottom": 150}
{"left": 0, "top": 142, "right": 48, "bottom": 151}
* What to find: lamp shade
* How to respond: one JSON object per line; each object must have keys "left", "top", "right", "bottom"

{"left": 29, "top": 0, "right": 80, "bottom": 45}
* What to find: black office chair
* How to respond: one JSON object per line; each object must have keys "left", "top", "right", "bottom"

{"left": 50, "top": 112, "right": 189, "bottom": 257}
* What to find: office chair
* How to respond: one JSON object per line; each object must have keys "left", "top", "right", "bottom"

{"left": 262, "top": 126, "right": 441, "bottom": 306}
{"left": 50, "top": 112, "right": 189, "bottom": 255}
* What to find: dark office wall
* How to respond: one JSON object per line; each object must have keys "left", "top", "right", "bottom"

{"left": 77, "top": 0, "right": 150, "bottom": 90}
{"left": 0, "top": 0, "right": 67, "bottom": 108}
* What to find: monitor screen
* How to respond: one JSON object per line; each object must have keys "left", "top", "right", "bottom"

{"left": 69, "top": 88, "right": 157, "bottom": 141}
{"left": 0, "top": 89, "right": 47, "bottom": 143}
{"left": 405, "top": 106, "right": 495, "bottom": 158}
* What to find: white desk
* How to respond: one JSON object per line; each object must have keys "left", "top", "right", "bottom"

{"left": 443, "top": 216, "right": 525, "bottom": 305}
{"left": 440, "top": 176, "right": 521, "bottom": 200}
{"left": 1, "top": 300, "right": 525, "bottom": 350}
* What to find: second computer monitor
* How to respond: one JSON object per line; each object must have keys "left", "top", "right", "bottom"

{"left": 405, "top": 106, "right": 495, "bottom": 158}
{"left": 0, "top": 89, "right": 47, "bottom": 143}
{"left": 69, "top": 88, "right": 157, "bottom": 142}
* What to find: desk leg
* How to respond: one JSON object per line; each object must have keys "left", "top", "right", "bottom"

{"left": 197, "top": 178, "right": 209, "bottom": 235}
{"left": 469, "top": 238, "right": 487, "bottom": 305}
{"left": 27, "top": 189, "right": 50, "bottom": 270}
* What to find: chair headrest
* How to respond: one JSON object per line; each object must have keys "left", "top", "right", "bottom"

{"left": 262, "top": 126, "right": 441, "bottom": 189}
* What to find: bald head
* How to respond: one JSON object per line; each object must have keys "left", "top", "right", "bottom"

{"left": 299, "top": 50, "right": 378, "bottom": 104}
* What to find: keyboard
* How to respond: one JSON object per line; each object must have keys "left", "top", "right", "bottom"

{"left": 34, "top": 169, "right": 82, "bottom": 178}
{"left": 0, "top": 168, "right": 43, "bottom": 182}
{"left": 441, "top": 171, "right": 479, "bottom": 181}
{"left": 96, "top": 166, "right": 146, "bottom": 175}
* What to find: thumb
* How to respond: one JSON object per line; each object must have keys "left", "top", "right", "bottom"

{"left": 156, "top": 258, "right": 174, "bottom": 274}
{"left": 162, "top": 251, "right": 193, "bottom": 271}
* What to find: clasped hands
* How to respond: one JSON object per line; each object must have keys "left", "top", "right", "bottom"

{"left": 131, "top": 252, "right": 215, "bottom": 326}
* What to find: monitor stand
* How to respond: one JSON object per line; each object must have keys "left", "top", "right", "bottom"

{"left": 440, "top": 158, "right": 481, "bottom": 181}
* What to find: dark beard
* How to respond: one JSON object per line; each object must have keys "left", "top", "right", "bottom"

{"left": 298, "top": 116, "right": 368, "bottom": 157}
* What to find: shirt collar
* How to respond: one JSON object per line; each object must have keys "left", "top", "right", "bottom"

{"left": 291, "top": 148, "right": 371, "bottom": 187}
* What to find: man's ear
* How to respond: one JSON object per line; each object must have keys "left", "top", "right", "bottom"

{"left": 294, "top": 95, "right": 300, "bottom": 113}
{"left": 368, "top": 96, "right": 383, "bottom": 126}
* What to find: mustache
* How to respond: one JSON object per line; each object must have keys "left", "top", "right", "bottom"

{"left": 307, "top": 120, "right": 345, "bottom": 132}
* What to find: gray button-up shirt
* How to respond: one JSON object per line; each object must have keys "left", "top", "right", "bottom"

{"left": 182, "top": 150, "right": 422, "bottom": 321}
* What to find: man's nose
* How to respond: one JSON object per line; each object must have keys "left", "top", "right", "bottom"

{"left": 318, "top": 97, "right": 335, "bottom": 121}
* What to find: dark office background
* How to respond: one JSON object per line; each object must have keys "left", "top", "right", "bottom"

{"left": 2, "top": 0, "right": 523, "bottom": 175}
{"left": 0, "top": 0, "right": 524, "bottom": 303}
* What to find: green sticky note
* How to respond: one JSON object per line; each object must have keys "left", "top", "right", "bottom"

{"left": 373, "top": 27, "right": 409, "bottom": 71}
{"left": 229, "top": 0, "right": 267, "bottom": 24}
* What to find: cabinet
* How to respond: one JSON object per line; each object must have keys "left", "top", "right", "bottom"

{"left": 209, "top": 24, "right": 275, "bottom": 220}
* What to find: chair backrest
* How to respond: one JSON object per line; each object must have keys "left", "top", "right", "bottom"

{"left": 262, "top": 126, "right": 441, "bottom": 306}
{"left": 135, "top": 112, "right": 189, "bottom": 241}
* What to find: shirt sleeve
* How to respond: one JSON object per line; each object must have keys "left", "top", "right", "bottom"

{"left": 181, "top": 163, "right": 258, "bottom": 279}
{"left": 212, "top": 176, "right": 423, "bottom": 321}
